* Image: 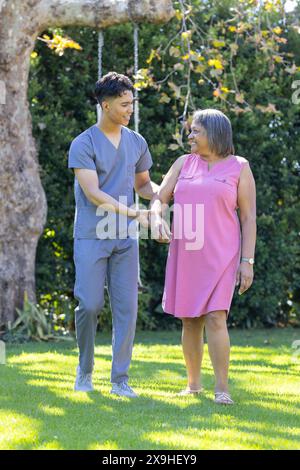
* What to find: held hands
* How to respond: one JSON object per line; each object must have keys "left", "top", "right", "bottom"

{"left": 136, "top": 209, "right": 151, "bottom": 229}
{"left": 236, "top": 262, "right": 254, "bottom": 295}
{"left": 150, "top": 212, "right": 172, "bottom": 244}
{"left": 135, "top": 210, "right": 171, "bottom": 243}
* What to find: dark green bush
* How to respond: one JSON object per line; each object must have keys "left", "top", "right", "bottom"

{"left": 29, "top": 4, "right": 300, "bottom": 331}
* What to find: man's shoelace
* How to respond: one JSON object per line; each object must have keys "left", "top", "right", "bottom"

{"left": 79, "top": 372, "right": 92, "bottom": 385}
{"left": 119, "top": 383, "right": 133, "bottom": 392}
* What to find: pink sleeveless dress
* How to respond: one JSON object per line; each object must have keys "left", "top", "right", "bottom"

{"left": 162, "top": 153, "right": 248, "bottom": 318}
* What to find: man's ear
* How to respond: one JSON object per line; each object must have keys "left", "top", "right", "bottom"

{"left": 101, "top": 100, "right": 110, "bottom": 111}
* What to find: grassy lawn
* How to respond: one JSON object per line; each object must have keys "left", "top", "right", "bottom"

{"left": 0, "top": 328, "right": 299, "bottom": 450}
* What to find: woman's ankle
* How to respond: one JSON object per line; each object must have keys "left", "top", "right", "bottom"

{"left": 215, "top": 384, "right": 229, "bottom": 394}
{"left": 188, "top": 381, "right": 202, "bottom": 391}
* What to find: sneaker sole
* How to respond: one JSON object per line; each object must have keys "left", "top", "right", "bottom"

{"left": 110, "top": 391, "right": 138, "bottom": 398}
{"left": 74, "top": 386, "right": 94, "bottom": 392}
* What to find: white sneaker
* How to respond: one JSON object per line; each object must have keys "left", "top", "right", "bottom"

{"left": 74, "top": 365, "right": 94, "bottom": 392}
{"left": 110, "top": 382, "right": 138, "bottom": 398}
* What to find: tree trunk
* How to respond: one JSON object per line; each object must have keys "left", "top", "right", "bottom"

{"left": 0, "top": 0, "right": 174, "bottom": 328}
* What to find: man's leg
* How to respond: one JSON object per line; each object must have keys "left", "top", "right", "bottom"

{"left": 106, "top": 237, "right": 139, "bottom": 385}
{"left": 74, "top": 239, "right": 112, "bottom": 374}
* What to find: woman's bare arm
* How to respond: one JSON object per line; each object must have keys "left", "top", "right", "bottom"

{"left": 236, "top": 163, "right": 257, "bottom": 294}
{"left": 237, "top": 163, "right": 257, "bottom": 259}
{"left": 150, "top": 154, "right": 188, "bottom": 215}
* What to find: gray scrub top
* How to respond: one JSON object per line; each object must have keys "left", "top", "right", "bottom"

{"left": 68, "top": 124, "right": 153, "bottom": 239}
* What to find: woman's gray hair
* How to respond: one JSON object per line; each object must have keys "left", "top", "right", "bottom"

{"left": 193, "top": 109, "right": 235, "bottom": 157}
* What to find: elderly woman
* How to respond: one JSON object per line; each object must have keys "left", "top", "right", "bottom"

{"left": 151, "top": 108, "right": 256, "bottom": 405}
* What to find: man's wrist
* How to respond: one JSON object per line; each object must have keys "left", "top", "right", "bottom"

{"left": 127, "top": 208, "right": 140, "bottom": 219}
{"left": 129, "top": 209, "right": 153, "bottom": 222}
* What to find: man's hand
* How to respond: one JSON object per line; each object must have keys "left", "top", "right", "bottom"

{"left": 134, "top": 210, "right": 172, "bottom": 243}
{"left": 136, "top": 209, "right": 151, "bottom": 229}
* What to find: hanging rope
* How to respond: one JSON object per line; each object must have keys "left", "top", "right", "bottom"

{"left": 133, "top": 23, "right": 139, "bottom": 134}
{"left": 97, "top": 30, "right": 104, "bottom": 123}
{"left": 133, "top": 23, "right": 144, "bottom": 288}
{"left": 98, "top": 30, "right": 104, "bottom": 79}
{"left": 96, "top": 26, "right": 144, "bottom": 288}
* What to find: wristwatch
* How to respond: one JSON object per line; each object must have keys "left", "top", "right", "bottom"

{"left": 241, "top": 257, "right": 255, "bottom": 265}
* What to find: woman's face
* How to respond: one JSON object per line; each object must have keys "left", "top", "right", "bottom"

{"left": 188, "top": 121, "right": 210, "bottom": 155}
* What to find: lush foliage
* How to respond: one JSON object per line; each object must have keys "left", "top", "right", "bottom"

{"left": 28, "top": 0, "right": 300, "bottom": 331}
{"left": 2, "top": 293, "right": 72, "bottom": 343}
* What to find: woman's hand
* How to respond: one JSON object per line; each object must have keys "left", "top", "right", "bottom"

{"left": 136, "top": 209, "right": 151, "bottom": 229}
{"left": 150, "top": 212, "right": 172, "bottom": 243}
{"left": 236, "top": 262, "right": 254, "bottom": 295}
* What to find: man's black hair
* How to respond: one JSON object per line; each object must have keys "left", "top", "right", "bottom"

{"left": 95, "top": 71, "right": 134, "bottom": 107}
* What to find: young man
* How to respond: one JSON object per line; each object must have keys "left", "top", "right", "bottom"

{"left": 68, "top": 72, "right": 170, "bottom": 397}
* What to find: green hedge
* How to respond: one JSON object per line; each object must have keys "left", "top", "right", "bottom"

{"left": 29, "top": 4, "right": 300, "bottom": 330}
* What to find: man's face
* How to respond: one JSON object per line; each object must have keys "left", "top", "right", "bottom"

{"left": 102, "top": 90, "right": 134, "bottom": 126}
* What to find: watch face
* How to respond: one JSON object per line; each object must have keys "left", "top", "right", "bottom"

{"left": 249, "top": 258, "right": 254, "bottom": 265}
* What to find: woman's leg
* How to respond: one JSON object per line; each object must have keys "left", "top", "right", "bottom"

{"left": 181, "top": 317, "right": 205, "bottom": 390}
{"left": 204, "top": 310, "right": 230, "bottom": 393}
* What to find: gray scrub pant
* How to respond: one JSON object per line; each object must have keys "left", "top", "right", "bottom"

{"left": 73, "top": 236, "right": 138, "bottom": 384}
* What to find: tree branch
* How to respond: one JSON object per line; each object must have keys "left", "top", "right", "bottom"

{"left": 38, "top": 0, "right": 174, "bottom": 30}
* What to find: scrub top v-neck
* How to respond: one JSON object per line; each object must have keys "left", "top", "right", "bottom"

{"left": 94, "top": 125, "right": 123, "bottom": 152}
{"left": 68, "top": 124, "right": 153, "bottom": 239}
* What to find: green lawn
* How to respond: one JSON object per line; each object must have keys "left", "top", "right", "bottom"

{"left": 0, "top": 328, "right": 299, "bottom": 450}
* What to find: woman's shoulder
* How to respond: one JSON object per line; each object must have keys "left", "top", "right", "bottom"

{"left": 230, "top": 155, "right": 252, "bottom": 180}
{"left": 174, "top": 153, "right": 194, "bottom": 171}
{"left": 232, "top": 155, "right": 249, "bottom": 166}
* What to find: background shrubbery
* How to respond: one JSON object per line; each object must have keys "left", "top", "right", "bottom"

{"left": 28, "top": 0, "right": 300, "bottom": 331}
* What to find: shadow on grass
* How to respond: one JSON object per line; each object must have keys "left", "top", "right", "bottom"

{"left": 1, "top": 331, "right": 299, "bottom": 450}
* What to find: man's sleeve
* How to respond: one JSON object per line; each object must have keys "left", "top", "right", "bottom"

{"left": 68, "top": 135, "right": 96, "bottom": 170}
{"left": 135, "top": 135, "right": 153, "bottom": 173}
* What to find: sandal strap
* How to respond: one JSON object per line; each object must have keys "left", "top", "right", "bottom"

{"left": 178, "top": 387, "right": 204, "bottom": 395}
{"left": 215, "top": 392, "right": 234, "bottom": 403}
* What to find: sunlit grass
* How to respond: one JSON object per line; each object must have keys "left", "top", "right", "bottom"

{"left": 0, "top": 328, "right": 299, "bottom": 450}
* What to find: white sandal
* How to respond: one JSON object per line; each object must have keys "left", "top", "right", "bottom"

{"left": 214, "top": 392, "right": 234, "bottom": 405}
{"left": 177, "top": 387, "right": 204, "bottom": 396}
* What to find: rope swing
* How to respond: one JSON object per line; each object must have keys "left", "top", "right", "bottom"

{"left": 96, "top": 25, "right": 144, "bottom": 288}
{"left": 96, "top": 30, "right": 104, "bottom": 124}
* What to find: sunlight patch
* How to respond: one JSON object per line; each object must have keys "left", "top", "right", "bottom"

{"left": 88, "top": 440, "right": 119, "bottom": 450}
{"left": 39, "top": 405, "right": 65, "bottom": 416}
{"left": 36, "top": 440, "right": 64, "bottom": 450}
{"left": 0, "top": 411, "right": 40, "bottom": 450}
